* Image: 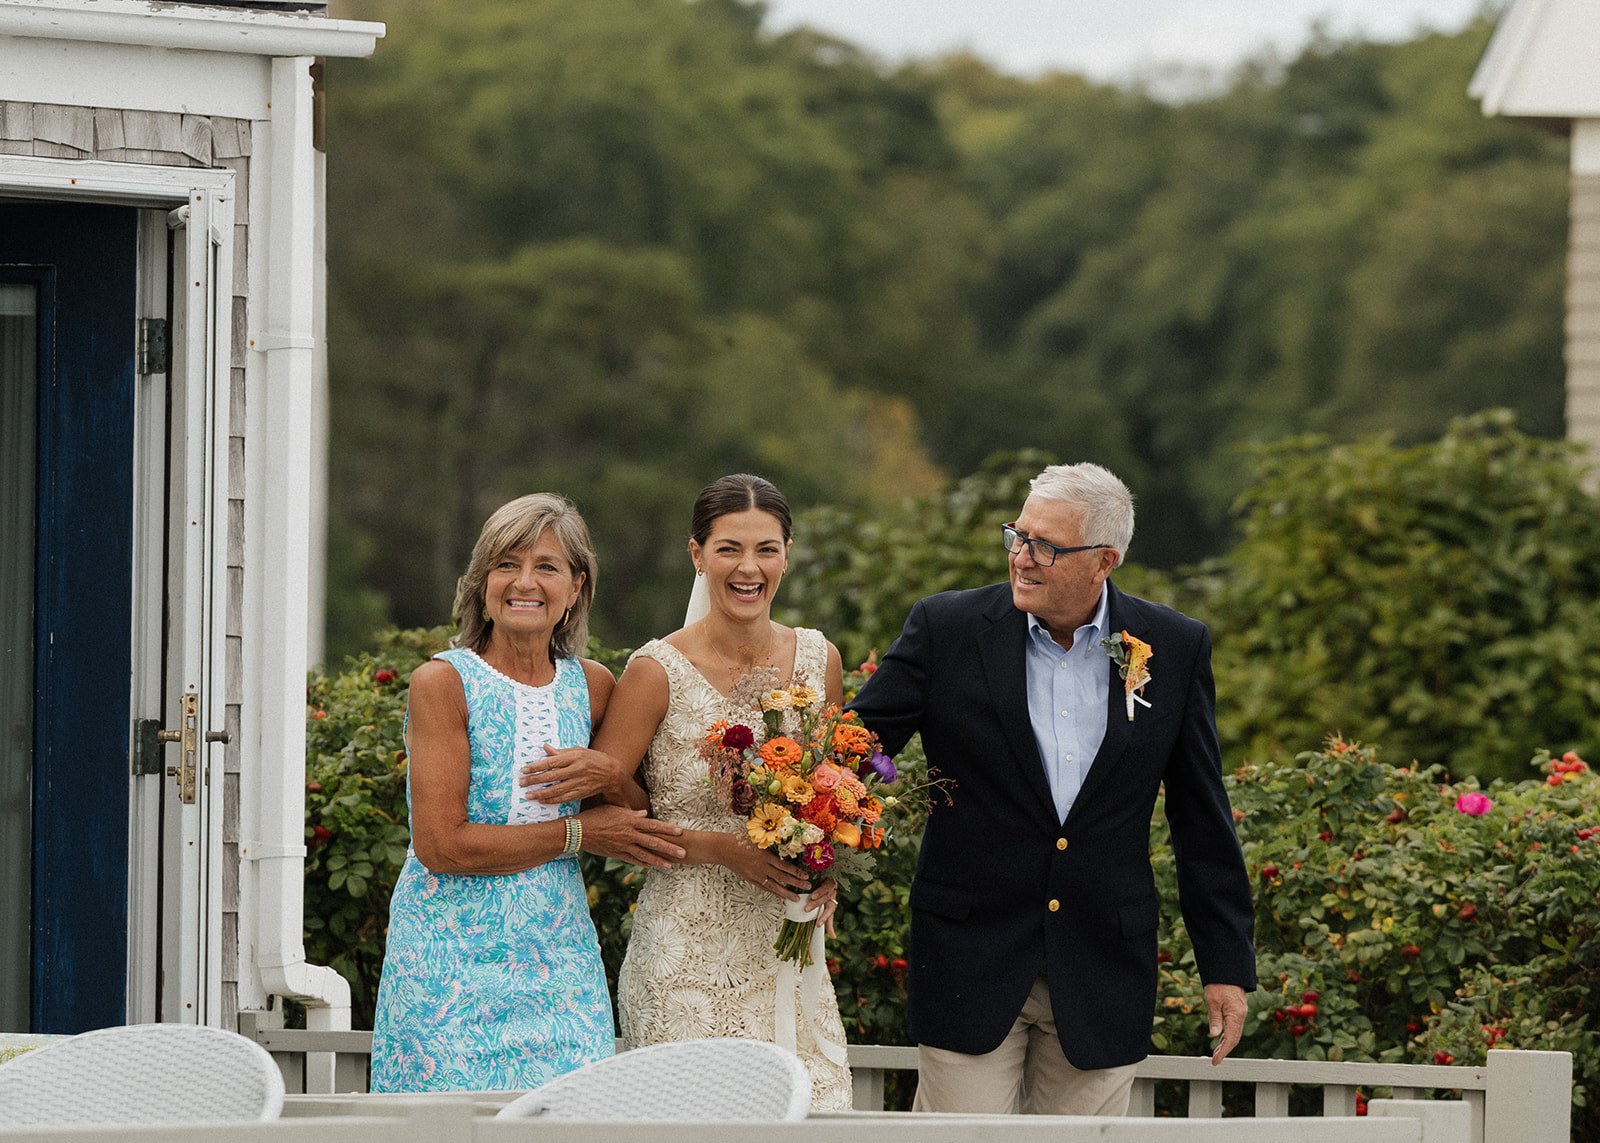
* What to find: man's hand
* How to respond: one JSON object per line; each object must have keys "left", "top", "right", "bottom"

{"left": 1204, "top": 983, "right": 1248, "bottom": 1066}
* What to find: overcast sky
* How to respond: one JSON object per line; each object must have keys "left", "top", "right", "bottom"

{"left": 759, "top": 0, "right": 1494, "bottom": 83}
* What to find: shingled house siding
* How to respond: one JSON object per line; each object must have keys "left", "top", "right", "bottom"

{"left": 0, "top": 101, "right": 251, "bottom": 1029}
{"left": 1573, "top": 170, "right": 1600, "bottom": 475}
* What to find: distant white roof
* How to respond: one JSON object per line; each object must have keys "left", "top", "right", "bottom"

{"left": 1471, "top": 0, "right": 1600, "bottom": 119}
{"left": 0, "top": 0, "right": 383, "bottom": 59}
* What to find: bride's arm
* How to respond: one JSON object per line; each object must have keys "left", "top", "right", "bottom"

{"left": 521, "top": 658, "right": 652, "bottom": 810}
{"left": 407, "top": 662, "right": 684, "bottom": 874}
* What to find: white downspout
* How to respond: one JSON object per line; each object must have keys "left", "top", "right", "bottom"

{"left": 243, "top": 54, "right": 350, "bottom": 1071}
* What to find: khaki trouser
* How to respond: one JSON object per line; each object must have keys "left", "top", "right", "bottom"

{"left": 912, "top": 969, "right": 1139, "bottom": 1116}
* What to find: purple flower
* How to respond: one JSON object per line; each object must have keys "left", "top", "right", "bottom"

{"left": 1455, "top": 792, "right": 1492, "bottom": 816}
{"left": 802, "top": 840, "right": 835, "bottom": 871}
{"left": 730, "top": 779, "right": 758, "bottom": 815}
{"left": 863, "top": 751, "right": 897, "bottom": 783}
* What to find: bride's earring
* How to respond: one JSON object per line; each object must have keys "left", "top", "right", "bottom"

{"left": 696, "top": 566, "right": 705, "bottom": 576}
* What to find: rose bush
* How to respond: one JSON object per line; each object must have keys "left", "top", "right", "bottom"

{"left": 1151, "top": 738, "right": 1598, "bottom": 1133}
{"left": 308, "top": 638, "right": 1597, "bottom": 1134}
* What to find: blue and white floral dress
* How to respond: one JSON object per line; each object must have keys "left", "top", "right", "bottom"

{"left": 370, "top": 648, "right": 614, "bottom": 1092}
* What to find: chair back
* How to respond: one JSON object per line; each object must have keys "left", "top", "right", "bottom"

{"left": 0, "top": 1023, "right": 285, "bottom": 1127}
{"left": 494, "top": 1038, "right": 811, "bottom": 1121}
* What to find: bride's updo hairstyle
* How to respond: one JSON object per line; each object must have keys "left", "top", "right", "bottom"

{"left": 690, "top": 473, "right": 792, "bottom": 546}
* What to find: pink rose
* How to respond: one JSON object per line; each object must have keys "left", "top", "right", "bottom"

{"left": 1455, "top": 792, "right": 1492, "bottom": 816}
{"left": 810, "top": 763, "right": 842, "bottom": 793}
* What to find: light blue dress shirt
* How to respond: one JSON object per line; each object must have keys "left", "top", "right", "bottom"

{"left": 1024, "top": 584, "right": 1111, "bottom": 824}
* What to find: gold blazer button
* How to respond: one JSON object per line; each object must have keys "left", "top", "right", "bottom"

{"left": 1056, "top": 837, "right": 1068, "bottom": 850}
{"left": 1048, "top": 899, "right": 1060, "bottom": 912}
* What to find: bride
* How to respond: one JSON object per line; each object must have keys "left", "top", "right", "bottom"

{"left": 557, "top": 474, "right": 853, "bottom": 1108}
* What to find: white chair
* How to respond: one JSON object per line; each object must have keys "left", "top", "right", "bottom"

{"left": 494, "top": 1037, "right": 811, "bottom": 1121}
{"left": 0, "top": 1022, "right": 285, "bottom": 1127}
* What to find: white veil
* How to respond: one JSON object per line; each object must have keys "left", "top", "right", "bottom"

{"left": 685, "top": 572, "right": 710, "bottom": 626}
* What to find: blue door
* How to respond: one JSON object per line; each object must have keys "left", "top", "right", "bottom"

{"left": 0, "top": 202, "right": 138, "bottom": 1033}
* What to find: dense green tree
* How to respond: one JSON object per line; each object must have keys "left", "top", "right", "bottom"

{"left": 322, "top": 1, "right": 1569, "bottom": 656}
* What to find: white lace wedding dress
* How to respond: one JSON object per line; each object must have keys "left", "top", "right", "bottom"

{"left": 616, "top": 629, "right": 854, "bottom": 1110}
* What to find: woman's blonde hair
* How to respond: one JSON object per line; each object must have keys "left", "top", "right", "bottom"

{"left": 452, "top": 493, "right": 597, "bottom": 657}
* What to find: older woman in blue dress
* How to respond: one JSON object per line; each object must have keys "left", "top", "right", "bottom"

{"left": 371, "top": 493, "right": 686, "bottom": 1092}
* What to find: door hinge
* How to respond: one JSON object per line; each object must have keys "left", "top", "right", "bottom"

{"left": 137, "top": 317, "right": 169, "bottom": 375}
{"left": 132, "top": 718, "right": 167, "bottom": 775}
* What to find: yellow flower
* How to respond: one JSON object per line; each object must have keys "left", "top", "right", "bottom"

{"left": 747, "top": 804, "right": 792, "bottom": 849}
{"left": 787, "top": 683, "right": 820, "bottom": 707}
{"left": 780, "top": 772, "right": 815, "bottom": 806}
{"left": 760, "top": 689, "right": 793, "bottom": 712}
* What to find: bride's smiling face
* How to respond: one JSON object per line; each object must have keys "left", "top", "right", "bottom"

{"left": 690, "top": 508, "right": 790, "bottom": 619}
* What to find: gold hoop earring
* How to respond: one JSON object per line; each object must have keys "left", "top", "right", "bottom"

{"left": 561, "top": 607, "right": 572, "bottom": 626}
{"left": 695, "top": 567, "right": 705, "bottom": 577}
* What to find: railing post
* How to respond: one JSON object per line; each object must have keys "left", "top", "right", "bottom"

{"left": 1324, "top": 1084, "right": 1358, "bottom": 1116}
{"left": 1128, "top": 1076, "right": 1156, "bottom": 1116}
{"left": 1482, "top": 1049, "right": 1571, "bottom": 1143}
{"left": 1189, "top": 1080, "right": 1223, "bottom": 1117}
{"left": 1254, "top": 1082, "right": 1290, "bottom": 1117}
{"left": 851, "top": 1067, "right": 885, "bottom": 1111}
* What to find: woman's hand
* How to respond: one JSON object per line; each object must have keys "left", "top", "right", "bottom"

{"left": 578, "top": 805, "right": 686, "bottom": 870}
{"left": 808, "top": 877, "right": 838, "bottom": 937}
{"left": 522, "top": 745, "right": 630, "bottom": 805}
{"left": 717, "top": 834, "right": 815, "bottom": 903}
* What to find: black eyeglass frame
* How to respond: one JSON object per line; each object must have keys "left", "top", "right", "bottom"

{"left": 1000, "top": 523, "right": 1111, "bottom": 567}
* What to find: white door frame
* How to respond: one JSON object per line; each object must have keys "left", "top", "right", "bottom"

{"left": 0, "top": 155, "right": 236, "bottom": 1026}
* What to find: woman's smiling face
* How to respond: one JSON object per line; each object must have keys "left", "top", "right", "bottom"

{"left": 483, "top": 530, "right": 583, "bottom": 642}
{"left": 691, "top": 508, "right": 790, "bottom": 619}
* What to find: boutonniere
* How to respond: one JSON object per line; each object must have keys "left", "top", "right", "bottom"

{"left": 1100, "top": 631, "right": 1153, "bottom": 721}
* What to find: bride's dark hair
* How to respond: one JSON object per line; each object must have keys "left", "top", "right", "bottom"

{"left": 690, "top": 474, "right": 792, "bottom": 545}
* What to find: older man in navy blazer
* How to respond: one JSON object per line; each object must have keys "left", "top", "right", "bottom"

{"left": 849, "top": 462, "right": 1256, "bottom": 1116}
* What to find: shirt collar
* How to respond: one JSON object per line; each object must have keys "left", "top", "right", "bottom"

{"left": 1026, "top": 582, "right": 1110, "bottom": 651}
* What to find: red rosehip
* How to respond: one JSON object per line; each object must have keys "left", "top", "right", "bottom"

{"left": 1548, "top": 775, "right": 1564, "bottom": 787}
{"left": 306, "top": 781, "right": 323, "bottom": 793}
{"left": 1273, "top": 1010, "right": 1287, "bottom": 1022}
{"left": 1318, "top": 831, "right": 1333, "bottom": 842}
{"left": 1301, "top": 990, "right": 1319, "bottom": 1003}
{"left": 1386, "top": 808, "right": 1405, "bottom": 823}
{"left": 1346, "top": 971, "right": 1361, "bottom": 983}
{"left": 874, "top": 954, "right": 889, "bottom": 970}
{"left": 1291, "top": 1024, "right": 1307, "bottom": 1037}
{"left": 1458, "top": 903, "right": 1478, "bottom": 921}
{"left": 1401, "top": 944, "right": 1422, "bottom": 959}
{"left": 313, "top": 709, "right": 326, "bottom": 720}
{"left": 375, "top": 668, "right": 397, "bottom": 684}
{"left": 1157, "top": 950, "right": 1173, "bottom": 964}
{"left": 1261, "top": 864, "right": 1279, "bottom": 880}
{"left": 1563, "top": 751, "right": 1580, "bottom": 763}
{"left": 1298, "top": 1004, "right": 1319, "bottom": 1018}
{"left": 1406, "top": 1022, "right": 1423, "bottom": 1034}
{"left": 1434, "top": 1051, "right": 1453, "bottom": 1066}
{"left": 825, "top": 958, "right": 840, "bottom": 976}
{"left": 891, "top": 958, "right": 908, "bottom": 973}
{"left": 309, "top": 824, "right": 333, "bottom": 848}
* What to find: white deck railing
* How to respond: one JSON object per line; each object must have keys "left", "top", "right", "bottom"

{"left": 237, "top": 1021, "right": 1571, "bottom": 1143}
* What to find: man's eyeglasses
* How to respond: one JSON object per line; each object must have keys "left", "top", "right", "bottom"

{"left": 1001, "top": 524, "right": 1110, "bottom": 567}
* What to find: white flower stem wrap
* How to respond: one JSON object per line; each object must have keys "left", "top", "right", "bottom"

{"left": 771, "top": 893, "right": 849, "bottom": 1067}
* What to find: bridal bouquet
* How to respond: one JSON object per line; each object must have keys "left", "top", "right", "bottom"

{"left": 700, "top": 674, "right": 898, "bottom": 966}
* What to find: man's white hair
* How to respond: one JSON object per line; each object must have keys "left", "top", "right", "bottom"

{"left": 1026, "top": 463, "right": 1134, "bottom": 567}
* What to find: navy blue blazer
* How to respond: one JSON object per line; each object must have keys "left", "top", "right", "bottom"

{"left": 849, "top": 580, "right": 1256, "bottom": 1069}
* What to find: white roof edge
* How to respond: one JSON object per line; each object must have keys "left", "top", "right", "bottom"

{"left": 1469, "top": 0, "right": 1546, "bottom": 115}
{"left": 0, "top": 0, "right": 384, "bottom": 59}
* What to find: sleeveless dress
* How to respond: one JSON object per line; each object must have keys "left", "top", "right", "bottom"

{"left": 616, "top": 629, "right": 853, "bottom": 1110}
{"left": 370, "top": 648, "right": 614, "bottom": 1092}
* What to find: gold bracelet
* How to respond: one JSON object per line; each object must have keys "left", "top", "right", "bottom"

{"left": 562, "top": 814, "right": 582, "bottom": 855}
